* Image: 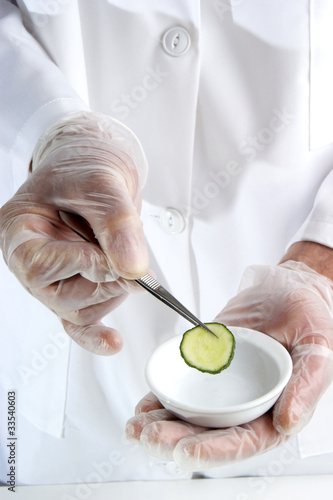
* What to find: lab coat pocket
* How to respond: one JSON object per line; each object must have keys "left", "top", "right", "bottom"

{"left": 0, "top": 259, "right": 71, "bottom": 439}
{"left": 15, "top": 330, "right": 71, "bottom": 439}
{"left": 309, "top": 0, "right": 333, "bottom": 150}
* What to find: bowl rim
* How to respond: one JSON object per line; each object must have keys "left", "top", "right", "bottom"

{"left": 145, "top": 326, "right": 293, "bottom": 415}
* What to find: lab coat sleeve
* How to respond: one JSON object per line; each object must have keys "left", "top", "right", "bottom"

{"left": 0, "top": 1, "right": 88, "bottom": 194}
{"left": 290, "top": 169, "right": 333, "bottom": 249}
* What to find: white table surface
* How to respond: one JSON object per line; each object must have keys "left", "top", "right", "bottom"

{"left": 1, "top": 475, "right": 332, "bottom": 500}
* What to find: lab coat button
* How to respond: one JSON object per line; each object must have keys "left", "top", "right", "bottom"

{"left": 159, "top": 208, "right": 185, "bottom": 234}
{"left": 162, "top": 27, "right": 191, "bottom": 57}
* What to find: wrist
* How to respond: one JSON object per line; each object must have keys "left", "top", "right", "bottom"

{"left": 280, "top": 241, "right": 333, "bottom": 281}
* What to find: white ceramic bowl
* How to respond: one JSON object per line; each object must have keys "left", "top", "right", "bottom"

{"left": 145, "top": 326, "right": 293, "bottom": 428}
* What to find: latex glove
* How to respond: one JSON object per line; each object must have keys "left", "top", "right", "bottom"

{"left": 126, "top": 261, "right": 333, "bottom": 470}
{"left": 0, "top": 111, "right": 149, "bottom": 355}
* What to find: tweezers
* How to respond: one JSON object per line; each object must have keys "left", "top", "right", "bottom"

{"left": 135, "top": 273, "right": 217, "bottom": 337}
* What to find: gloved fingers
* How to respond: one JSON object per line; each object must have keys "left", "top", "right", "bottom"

{"left": 10, "top": 237, "right": 116, "bottom": 288}
{"left": 127, "top": 410, "right": 288, "bottom": 470}
{"left": 138, "top": 420, "right": 207, "bottom": 463}
{"left": 172, "top": 412, "right": 288, "bottom": 471}
{"left": 273, "top": 344, "right": 333, "bottom": 434}
{"left": 3, "top": 210, "right": 117, "bottom": 288}
{"left": 126, "top": 406, "right": 205, "bottom": 463}
{"left": 134, "top": 392, "right": 165, "bottom": 415}
{"left": 58, "top": 293, "right": 128, "bottom": 326}
{"left": 61, "top": 319, "right": 123, "bottom": 356}
{"left": 79, "top": 188, "right": 149, "bottom": 279}
{"left": 55, "top": 182, "right": 149, "bottom": 279}
{"left": 126, "top": 408, "right": 179, "bottom": 443}
{"left": 33, "top": 276, "right": 127, "bottom": 314}
{"left": 47, "top": 210, "right": 147, "bottom": 292}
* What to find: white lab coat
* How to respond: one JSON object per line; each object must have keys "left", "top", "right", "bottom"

{"left": 1, "top": 0, "right": 333, "bottom": 485}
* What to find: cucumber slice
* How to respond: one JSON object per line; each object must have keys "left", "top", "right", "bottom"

{"left": 180, "top": 323, "right": 235, "bottom": 374}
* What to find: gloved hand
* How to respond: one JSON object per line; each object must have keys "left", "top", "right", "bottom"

{"left": 0, "top": 111, "right": 149, "bottom": 355}
{"left": 126, "top": 260, "right": 333, "bottom": 470}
